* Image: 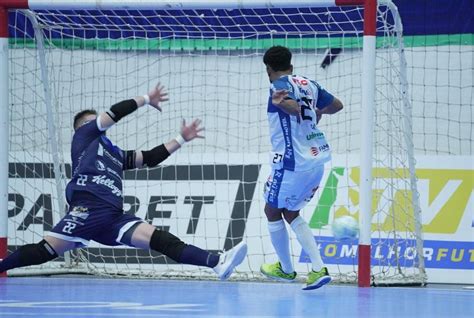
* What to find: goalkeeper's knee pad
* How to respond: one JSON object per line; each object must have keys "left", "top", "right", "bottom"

{"left": 20, "top": 239, "right": 58, "bottom": 266}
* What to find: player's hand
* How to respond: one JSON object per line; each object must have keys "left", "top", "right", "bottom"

{"left": 271, "top": 89, "right": 289, "bottom": 105}
{"left": 148, "top": 83, "right": 169, "bottom": 112}
{"left": 180, "top": 119, "right": 205, "bottom": 142}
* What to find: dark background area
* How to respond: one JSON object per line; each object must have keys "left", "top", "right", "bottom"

{"left": 8, "top": 0, "right": 473, "bottom": 39}
{"left": 393, "top": 0, "right": 472, "bottom": 35}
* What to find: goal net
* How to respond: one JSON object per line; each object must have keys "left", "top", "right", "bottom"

{"left": 5, "top": 0, "right": 427, "bottom": 285}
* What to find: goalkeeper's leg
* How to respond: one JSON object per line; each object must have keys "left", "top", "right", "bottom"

{"left": 126, "top": 222, "right": 247, "bottom": 280}
{"left": 0, "top": 236, "right": 74, "bottom": 273}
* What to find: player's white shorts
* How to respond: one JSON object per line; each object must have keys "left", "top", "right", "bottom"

{"left": 263, "top": 165, "right": 324, "bottom": 211}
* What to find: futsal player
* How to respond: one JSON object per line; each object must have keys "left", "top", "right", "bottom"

{"left": 260, "top": 46, "right": 343, "bottom": 290}
{"left": 0, "top": 83, "right": 247, "bottom": 279}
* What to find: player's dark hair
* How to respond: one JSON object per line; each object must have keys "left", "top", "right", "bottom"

{"left": 263, "top": 46, "right": 292, "bottom": 72}
{"left": 73, "top": 109, "right": 97, "bottom": 130}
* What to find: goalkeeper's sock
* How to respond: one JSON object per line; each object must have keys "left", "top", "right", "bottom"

{"left": 268, "top": 219, "right": 294, "bottom": 274}
{"left": 0, "top": 240, "right": 58, "bottom": 273}
{"left": 179, "top": 245, "right": 220, "bottom": 268}
{"left": 149, "top": 229, "right": 218, "bottom": 268}
{"left": 290, "top": 216, "right": 324, "bottom": 272}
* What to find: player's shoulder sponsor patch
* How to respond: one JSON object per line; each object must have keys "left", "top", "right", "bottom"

{"left": 96, "top": 160, "right": 106, "bottom": 171}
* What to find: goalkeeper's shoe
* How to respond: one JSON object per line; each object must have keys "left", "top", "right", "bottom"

{"left": 213, "top": 241, "right": 247, "bottom": 280}
{"left": 260, "top": 262, "right": 297, "bottom": 282}
{"left": 303, "top": 267, "right": 332, "bottom": 290}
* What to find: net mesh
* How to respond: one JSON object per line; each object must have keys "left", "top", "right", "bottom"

{"left": 6, "top": 3, "right": 433, "bottom": 284}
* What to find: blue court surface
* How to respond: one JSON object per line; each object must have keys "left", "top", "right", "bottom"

{"left": 0, "top": 277, "right": 471, "bottom": 317}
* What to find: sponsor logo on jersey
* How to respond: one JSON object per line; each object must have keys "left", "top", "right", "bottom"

{"left": 70, "top": 206, "right": 89, "bottom": 220}
{"left": 96, "top": 160, "right": 106, "bottom": 171}
{"left": 91, "top": 175, "right": 122, "bottom": 196}
{"left": 318, "top": 144, "right": 329, "bottom": 152}
{"left": 310, "top": 147, "right": 319, "bottom": 156}
{"left": 292, "top": 77, "right": 308, "bottom": 86}
{"left": 306, "top": 132, "right": 324, "bottom": 141}
{"left": 267, "top": 170, "right": 284, "bottom": 204}
{"left": 280, "top": 116, "right": 293, "bottom": 160}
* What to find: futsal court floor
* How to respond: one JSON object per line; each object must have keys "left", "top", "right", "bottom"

{"left": 0, "top": 276, "right": 471, "bottom": 317}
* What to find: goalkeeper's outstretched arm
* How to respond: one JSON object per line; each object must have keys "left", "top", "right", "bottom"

{"left": 97, "top": 82, "right": 168, "bottom": 131}
{"left": 122, "top": 118, "right": 204, "bottom": 170}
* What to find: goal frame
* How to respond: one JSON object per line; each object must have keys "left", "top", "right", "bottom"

{"left": 0, "top": 0, "right": 424, "bottom": 287}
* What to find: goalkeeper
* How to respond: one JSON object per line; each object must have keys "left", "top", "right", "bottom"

{"left": 0, "top": 83, "right": 247, "bottom": 279}
{"left": 260, "top": 46, "right": 343, "bottom": 290}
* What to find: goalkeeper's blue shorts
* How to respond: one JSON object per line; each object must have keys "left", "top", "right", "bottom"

{"left": 49, "top": 191, "right": 143, "bottom": 248}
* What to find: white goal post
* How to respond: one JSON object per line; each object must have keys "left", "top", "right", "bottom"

{"left": 0, "top": 0, "right": 427, "bottom": 286}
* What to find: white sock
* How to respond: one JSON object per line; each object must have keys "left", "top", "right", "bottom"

{"left": 290, "top": 216, "right": 324, "bottom": 272}
{"left": 268, "top": 219, "right": 294, "bottom": 274}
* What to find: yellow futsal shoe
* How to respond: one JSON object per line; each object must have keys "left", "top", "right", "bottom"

{"left": 260, "top": 262, "right": 297, "bottom": 282}
{"left": 303, "top": 267, "right": 332, "bottom": 290}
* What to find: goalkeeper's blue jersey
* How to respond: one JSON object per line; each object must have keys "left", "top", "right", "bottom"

{"left": 66, "top": 118, "right": 126, "bottom": 209}
{"left": 267, "top": 75, "right": 335, "bottom": 171}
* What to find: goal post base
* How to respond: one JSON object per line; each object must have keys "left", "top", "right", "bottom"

{"left": 358, "top": 244, "right": 371, "bottom": 287}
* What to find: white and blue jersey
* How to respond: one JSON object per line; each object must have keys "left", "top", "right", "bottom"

{"left": 65, "top": 118, "right": 127, "bottom": 209}
{"left": 267, "top": 75, "right": 334, "bottom": 172}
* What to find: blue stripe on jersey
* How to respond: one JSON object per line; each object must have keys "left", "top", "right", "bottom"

{"left": 278, "top": 111, "right": 295, "bottom": 171}
{"left": 311, "top": 80, "right": 335, "bottom": 109}
{"left": 267, "top": 95, "right": 279, "bottom": 113}
{"left": 267, "top": 169, "right": 285, "bottom": 207}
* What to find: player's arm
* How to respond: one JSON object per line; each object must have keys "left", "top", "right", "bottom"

{"left": 315, "top": 94, "right": 343, "bottom": 123}
{"left": 317, "top": 97, "right": 343, "bottom": 115}
{"left": 97, "top": 83, "right": 169, "bottom": 131}
{"left": 123, "top": 119, "right": 204, "bottom": 170}
{"left": 271, "top": 89, "right": 301, "bottom": 116}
